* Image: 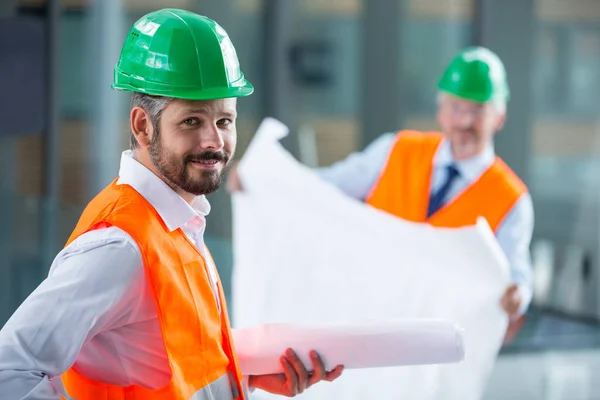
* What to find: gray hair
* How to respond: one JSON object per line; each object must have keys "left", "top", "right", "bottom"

{"left": 436, "top": 91, "right": 506, "bottom": 114}
{"left": 129, "top": 92, "right": 173, "bottom": 149}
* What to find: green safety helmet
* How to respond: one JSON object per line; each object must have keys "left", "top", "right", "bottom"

{"left": 437, "top": 46, "right": 509, "bottom": 103}
{"left": 112, "top": 8, "right": 254, "bottom": 100}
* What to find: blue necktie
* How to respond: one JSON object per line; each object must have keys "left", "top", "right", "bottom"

{"left": 427, "top": 164, "right": 460, "bottom": 217}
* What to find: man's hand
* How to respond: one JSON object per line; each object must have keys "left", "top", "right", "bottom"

{"left": 248, "top": 348, "right": 344, "bottom": 397}
{"left": 226, "top": 162, "right": 243, "bottom": 193}
{"left": 500, "top": 284, "right": 522, "bottom": 319}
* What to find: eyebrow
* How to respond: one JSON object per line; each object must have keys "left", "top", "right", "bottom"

{"left": 185, "top": 109, "right": 237, "bottom": 118}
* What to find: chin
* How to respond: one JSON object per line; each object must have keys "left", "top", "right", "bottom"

{"left": 452, "top": 143, "right": 479, "bottom": 160}
{"left": 187, "top": 166, "right": 222, "bottom": 177}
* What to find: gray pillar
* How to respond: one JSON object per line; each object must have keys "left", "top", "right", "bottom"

{"left": 474, "top": 0, "right": 535, "bottom": 186}
{"left": 193, "top": 0, "right": 234, "bottom": 28}
{"left": 41, "top": 0, "right": 62, "bottom": 266}
{"left": 360, "top": 0, "right": 405, "bottom": 147}
{"left": 261, "top": 0, "right": 296, "bottom": 153}
{"left": 88, "top": 0, "right": 126, "bottom": 197}
{"left": 0, "top": 0, "right": 17, "bottom": 18}
{"left": 0, "top": 141, "right": 16, "bottom": 326}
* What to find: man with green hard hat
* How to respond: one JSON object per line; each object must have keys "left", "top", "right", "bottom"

{"left": 319, "top": 46, "right": 534, "bottom": 329}
{"left": 229, "top": 46, "right": 534, "bottom": 336}
{"left": 0, "top": 8, "right": 342, "bottom": 400}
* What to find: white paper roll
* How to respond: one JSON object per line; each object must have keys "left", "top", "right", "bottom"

{"left": 232, "top": 319, "right": 465, "bottom": 375}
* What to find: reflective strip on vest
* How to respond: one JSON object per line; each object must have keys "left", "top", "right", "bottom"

{"left": 59, "top": 372, "right": 247, "bottom": 400}
{"left": 189, "top": 372, "right": 248, "bottom": 400}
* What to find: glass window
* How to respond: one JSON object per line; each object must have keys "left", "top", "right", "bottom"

{"left": 401, "top": 0, "right": 474, "bottom": 128}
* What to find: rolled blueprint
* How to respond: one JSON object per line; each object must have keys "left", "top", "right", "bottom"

{"left": 232, "top": 319, "right": 465, "bottom": 375}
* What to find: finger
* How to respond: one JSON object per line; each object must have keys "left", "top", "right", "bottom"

{"left": 286, "top": 348, "right": 308, "bottom": 393}
{"left": 324, "top": 365, "right": 345, "bottom": 382}
{"left": 509, "top": 301, "right": 520, "bottom": 315}
{"left": 280, "top": 356, "right": 298, "bottom": 396}
{"left": 501, "top": 285, "right": 516, "bottom": 300}
{"left": 509, "top": 290, "right": 521, "bottom": 308}
{"left": 500, "top": 287, "right": 518, "bottom": 309}
{"left": 501, "top": 297, "right": 516, "bottom": 313}
{"left": 512, "top": 288, "right": 522, "bottom": 302}
{"left": 307, "top": 351, "right": 327, "bottom": 387}
{"left": 506, "top": 298, "right": 522, "bottom": 318}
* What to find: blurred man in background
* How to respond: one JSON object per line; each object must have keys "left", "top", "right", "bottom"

{"left": 229, "top": 47, "right": 533, "bottom": 340}
{"left": 0, "top": 9, "right": 342, "bottom": 400}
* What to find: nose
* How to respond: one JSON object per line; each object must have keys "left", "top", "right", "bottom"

{"left": 454, "top": 110, "right": 475, "bottom": 130}
{"left": 199, "top": 122, "right": 225, "bottom": 151}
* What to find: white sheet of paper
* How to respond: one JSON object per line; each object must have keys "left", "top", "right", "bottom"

{"left": 232, "top": 319, "right": 465, "bottom": 375}
{"left": 231, "top": 118, "right": 511, "bottom": 400}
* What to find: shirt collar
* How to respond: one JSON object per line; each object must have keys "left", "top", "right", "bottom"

{"left": 433, "top": 138, "right": 495, "bottom": 182}
{"left": 115, "top": 150, "right": 211, "bottom": 232}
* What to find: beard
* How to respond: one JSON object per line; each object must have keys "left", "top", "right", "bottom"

{"left": 148, "top": 131, "right": 231, "bottom": 196}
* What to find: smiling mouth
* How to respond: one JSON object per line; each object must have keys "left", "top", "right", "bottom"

{"left": 189, "top": 159, "right": 222, "bottom": 168}
{"left": 192, "top": 160, "right": 219, "bottom": 164}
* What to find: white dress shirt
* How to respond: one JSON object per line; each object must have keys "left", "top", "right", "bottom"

{"left": 317, "top": 133, "right": 534, "bottom": 314}
{"left": 0, "top": 150, "right": 221, "bottom": 399}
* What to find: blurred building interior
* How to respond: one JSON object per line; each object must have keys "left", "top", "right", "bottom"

{"left": 1, "top": 0, "right": 600, "bottom": 398}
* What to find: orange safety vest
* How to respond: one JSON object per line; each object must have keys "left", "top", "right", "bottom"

{"left": 59, "top": 179, "right": 247, "bottom": 400}
{"left": 366, "top": 130, "right": 527, "bottom": 232}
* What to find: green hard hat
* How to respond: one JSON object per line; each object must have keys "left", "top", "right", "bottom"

{"left": 112, "top": 8, "right": 254, "bottom": 100}
{"left": 437, "top": 46, "right": 509, "bottom": 103}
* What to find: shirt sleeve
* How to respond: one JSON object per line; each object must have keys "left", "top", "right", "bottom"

{"left": 0, "top": 226, "right": 143, "bottom": 400}
{"left": 495, "top": 193, "right": 535, "bottom": 315}
{"left": 316, "top": 133, "right": 397, "bottom": 201}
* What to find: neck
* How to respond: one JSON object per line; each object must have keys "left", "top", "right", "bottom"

{"left": 449, "top": 144, "right": 486, "bottom": 162}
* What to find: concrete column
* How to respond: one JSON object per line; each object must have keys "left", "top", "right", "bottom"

{"left": 360, "top": 0, "right": 405, "bottom": 147}
{"left": 41, "top": 0, "right": 62, "bottom": 266}
{"left": 87, "top": 0, "right": 126, "bottom": 197}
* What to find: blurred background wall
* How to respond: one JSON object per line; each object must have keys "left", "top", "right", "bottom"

{"left": 1, "top": 0, "right": 599, "bottom": 398}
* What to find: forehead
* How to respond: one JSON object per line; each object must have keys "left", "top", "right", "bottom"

{"left": 442, "top": 94, "right": 486, "bottom": 109}
{"left": 166, "top": 98, "right": 237, "bottom": 116}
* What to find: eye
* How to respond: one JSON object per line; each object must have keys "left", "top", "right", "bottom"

{"left": 217, "top": 118, "right": 232, "bottom": 127}
{"left": 183, "top": 118, "right": 199, "bottom": 125}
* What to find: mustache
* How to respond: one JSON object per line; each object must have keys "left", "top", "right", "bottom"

{"left": 453, "top": 128, "right": 476, "bottom": 135}
{"left": 185, "top": 151, "right": 229, "bottom": 163}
